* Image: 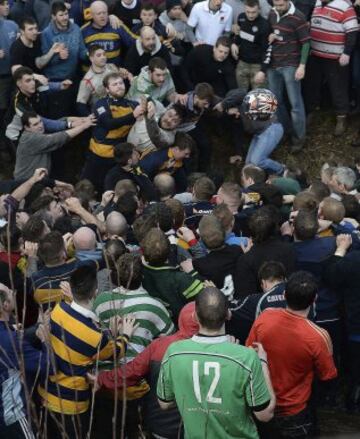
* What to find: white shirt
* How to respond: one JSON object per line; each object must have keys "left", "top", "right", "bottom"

{"left": 187, "top": 0, "right": 233, "bottom": 46}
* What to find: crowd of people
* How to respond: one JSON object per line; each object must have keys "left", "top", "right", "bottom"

{"left": 1, "top": 0, "right": 360, "bottom": 437}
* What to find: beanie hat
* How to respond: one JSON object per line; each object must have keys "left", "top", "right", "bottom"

{"left": 166, "top": 0, "right": 182, "bottom": 11}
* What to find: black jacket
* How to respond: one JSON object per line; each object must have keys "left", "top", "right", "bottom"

{"left": 182, "top": 44, "right": 237, "bottom": 97}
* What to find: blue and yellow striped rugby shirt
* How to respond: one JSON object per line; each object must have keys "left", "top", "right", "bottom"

{"left": 38, "top": 301, "right": 128, "bottom": 415}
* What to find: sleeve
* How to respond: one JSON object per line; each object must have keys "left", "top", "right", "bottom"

{"left": 41, "top": 31, "right": 59, "bottom": 66}
{"left": 95, "top": 101, "right": 136, "bottom": 130}
{"left": 165, "top": 74, "right": 176, "bottom": 101}
{"left": 41, "top": 117, "right": 67, "bottom": 132}
{"left": 313, "top": 329, "right": 338, "bottom": 381}
{"left": 343, "top": 5, "right": 359, "bottom": 33}
{"left": 244, "top": 350, "right": 271, "bottom": 409}
{"left": 119, "top": 25, "right": 138, "bottom": 48}
{"left": 176, "top": 270, "right": 203, "bottom": 300}
{"left": 79, "top": 33, "right": 88, "bottom": 61}
{"left": 225, "top": 8, "right": 233, "bottom": 33}
{"left": 245, "top": 319, "right": 258, "bottom": 347}
{"left": 98, "top": 343, "right": 154, "bottom": 390}
{"left": 10, "top": 41, "right": 23, "bottom": 67}
{"left": 224, "top": 60, "right": 237, "bottom": 90}
{"left": 139, "top": 151, "right": 163, "bottom": 178}
{"left": 187, "top": 5, "right": 199, "bottom": 29}
{"left": 234, "top": 255, "right": 258, "bottom": 299}
{"left": 28, "top": 132, "right": 69, "bottom": 153}
{"left": 157, "top": 348, "right": 175, "bottom": 402}
{"left": 76, "top": 79, "right": 92, "bottom": 105}
{"left": 295, "top": 18, "right": 310, "bottom": 44}
{"left": 124, "top": 47, "right": 138, "bottom": 74}
{"left": 96, "top": 329, "right": 129, "bottom": 361}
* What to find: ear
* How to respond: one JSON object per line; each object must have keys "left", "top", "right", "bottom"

{"left": 226, "top": 309, "right": 232, "bottom": 321}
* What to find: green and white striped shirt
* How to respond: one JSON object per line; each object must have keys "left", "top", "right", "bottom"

{"left": 93, "top": 286, "right": 175, "bottom": 363}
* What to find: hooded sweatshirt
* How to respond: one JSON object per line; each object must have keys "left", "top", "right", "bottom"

{"left": 97, "top": 302, "right": 199, "bottom": 438}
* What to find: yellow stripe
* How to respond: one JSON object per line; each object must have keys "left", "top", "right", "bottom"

{"left": 84, "top": 33, "right": 120, "bottom": 44}
{"left": 34, "top": 289, "right": 70, "bottom": 306}
{"left": 50, "top": 334, "right": 94, "bottom": 366}
{"left": 105, "top": 124, "right": 132, "bottom": 140}
{"left": 106, "top": 50, "right": 121, "bottom": 59}
{"left": 52, "top": 305, "right": 101, "bottom": 348}
{"left": 89, "top": 139, "right": 114, "bottom": 158}
{"left": 38, "top": 385, "right": 89, "bottom": 415}
{"left": 50, "top": 372, "right": 88, "bottom": 391}
{"left": 306, "top": 320, "right": 333, "bottom": 354}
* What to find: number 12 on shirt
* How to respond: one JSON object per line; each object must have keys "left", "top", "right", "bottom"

{"left": 192, "top": 361, "right": 222, "bottom": 404}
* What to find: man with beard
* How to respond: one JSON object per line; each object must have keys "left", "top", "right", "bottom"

{"left": 128, "top": 100, "right": 185, "bottom": 157}
{"left": 81, "top": 72, "right": 144, "bottom": 192}
{"left": 124, "top": 26, "right": 172, "bottom": 75}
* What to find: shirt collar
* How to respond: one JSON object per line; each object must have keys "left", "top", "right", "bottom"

{"left": 204, "top": 1, "right": 225, "bottom": 13}
{"left": 192, "top": 334, "right": 229, "bottom": 344}
{"left": 273, "top": 1, "right": 296, "bottom": 21}
{"left": 71, "top": 301, "right": 99, "bottom": 322}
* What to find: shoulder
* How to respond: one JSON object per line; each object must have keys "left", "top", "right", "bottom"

{"left": 304, "top": 320, "right": 333, "bottom": 353}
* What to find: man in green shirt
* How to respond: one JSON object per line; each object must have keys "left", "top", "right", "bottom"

{"left": 157, "top": 286, "right": 276, "bottom": 439}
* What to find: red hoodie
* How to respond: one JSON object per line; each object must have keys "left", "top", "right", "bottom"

{"left": 98, "top": 302, "right": 199, "bottom": 389}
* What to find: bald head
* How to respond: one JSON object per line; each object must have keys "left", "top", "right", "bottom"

{"left": 73, "top": 227, "right": 97, "bottom": 251}
{"left": 90, "top": 1, "right": 108, "bottom": 27}
{"left": 140, "top": 26, "right": 156, "bottom": 51}
{"left": 195, "top": 287, "right": 228, "bottom": 331}
{"left": 154, "top": 173, "right": 175, "bottom": 200}
{"left": 106, "top": 211, "right": 128, "bottom": 238}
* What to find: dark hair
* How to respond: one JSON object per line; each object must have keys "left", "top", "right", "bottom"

{"left": 212, "top": 204, "right": 234, "bottom": 231}
{"left": 168, "top": 103, "right": 186, "bottom": 121}
{"left": 13, "top": 66, "right": 33, "bottom": 83}
{"left": 88, "top": 44, "right": 105, "bottom": 57}
{"left": 20, "top": 16, "right": 37, "bottom": 30}
{"left": 103, "top": 72, "right": 122, "bottom": 88}
{"left": 215, "top": 36, "right": 231, "bottom": 48}
{"left": 38, "top": 231, "right": 65, "bottom": 265}
{"left": 142, "top": 228, "right": 170, "bottom": 266}
{"left": 194, "top": 176, "right": 216, "bottom": 201}
{"left": 149, "top": 57, "right": 168, "bottom": 72}
{"left": 22, "top": 215, "right": 47, "bottom": 242}
{"left": 114, "top": 192, "right": 138, "bottom": 224}
{"left": 294, "top": 209, "right": 319, "bottom": 241}
{"left": 22, "top": 111, "right": 39, "bottom": 127}
{"left": 117, "top": 253, "right": 142, "bottom": 290}
{"left": 141, "top": 2, "right": 157, "bottom": 12}
{"left": 244, "top": 0, "right": 259, "bottom": 6}
{"left": 249, "top": 206, "right": 277, "bottom": 243}
{"left": 70, "top": 265, "right": 97, "bottom": 302}
{"left": 342, "top": 194, "right": 360, "bottom": 221}
{"left": 195, "top": 287, "right": 228, "bottom": 330}
{"left": 30, "top": 195, "right": 57, "bottom": 214}
{"left": 174, "top": 132, "right": 195, "bottom": 152}
{"left": 194, "top": 83, "right": 214, "bottom": 102}
{"left": 114, "top": 142, "right": 134, "bottom": 166}
{"left": 285, "top": 271, "right": 317, "bottom": 310}
{"left": 199, "top": 215, "right": 225, "bottom": 249}
{"left": 308, "top": 180, "right": 330, "bottom": 202}
{"left": 165, "top": 198, "right": 185, "bottom": 229}
{"left": 145, "top": 202, "right": 174, "bottom": 232}
{"left": 105, "top": 239, "right": 127, "bottom": 284}
{"left": 0, "top": 227, "right": 21, "bottom": 252}
{"left": 258, "top": 261, "right": 286, "bottom": 282}
{"left": 132, "top": 214, "right": 158, "bottom": 243}
{"left": 51, "top": 1, "right": 67, "bottom": 15}
{"left": 293, "top": 191, "right": 318, "bottom": 212}
{"left": 242, "top": 164, "right": 266, "bottom": 184}
{"left": 53, "top": 215, "right": 77, "bottom": 234}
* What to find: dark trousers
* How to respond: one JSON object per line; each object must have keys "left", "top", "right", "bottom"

{"left": 45, "top": 410, "right": 89, "bottom": 439}
{"left": 347, "top": 340, "right": 360, "bottom": 409}
{"left": 304, "top": 55, "right": 350, "bottom": 115}
{"left": 188, "top": 121, "right": 212, "bottom": 172}
{"left": 0, "top": 418, "right": 35, "bottom": 439}
{"left": 259, "top": 407, "right": 313, "bottom": 439}
{"left": 81, "top": 150, "right": 115, "bottom": 194}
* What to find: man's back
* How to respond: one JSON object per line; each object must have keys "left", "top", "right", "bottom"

{"left": 246, "top": 308, "right": 337, "bottom": 416}
{"left": 157, "top": 335, "right": 270, "bottom": 439}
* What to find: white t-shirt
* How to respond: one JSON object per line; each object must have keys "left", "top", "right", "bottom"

{"left": 187, "top": 0, "right": 233, "bottom": 45}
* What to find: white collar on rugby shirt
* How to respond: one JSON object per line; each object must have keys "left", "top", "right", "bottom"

{"left": 71, "top": 301, "right": 99, "bottom": 322}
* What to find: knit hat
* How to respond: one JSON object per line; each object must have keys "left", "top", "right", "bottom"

{"left": 166, "top": 0, "right": 182, "bottom": 11}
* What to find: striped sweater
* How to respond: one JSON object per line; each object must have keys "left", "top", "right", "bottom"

{"left": 310, "top": 0, "right": 359, "bottom": 59}
{"left": 38, "top": 301, "right": 128, "bottom": 415}
{"left": 93, "top": 286, "right": 175, "bottom": 363}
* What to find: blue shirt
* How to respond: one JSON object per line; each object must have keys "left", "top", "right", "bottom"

{"left": 0, "top": 18, "right": 18, "bottom": 75}
{"left": 41, "top": 20, "right": 87, "bottom": 79}
{"left": 225, "top": 232, "right": 248, "bottom": 247}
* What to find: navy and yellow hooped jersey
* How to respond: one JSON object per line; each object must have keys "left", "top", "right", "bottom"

{"left": 81, "top": 21, "right": 137, "bottom": 66}
{"left": 90, "top": 96, "right": 137, "bottom": 158}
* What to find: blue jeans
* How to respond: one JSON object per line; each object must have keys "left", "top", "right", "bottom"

{"left": 245, "top": 123, "right": 284, "bottom": 174}
{"left": 267, "top": 66, "right": 306, "bottom": 141}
